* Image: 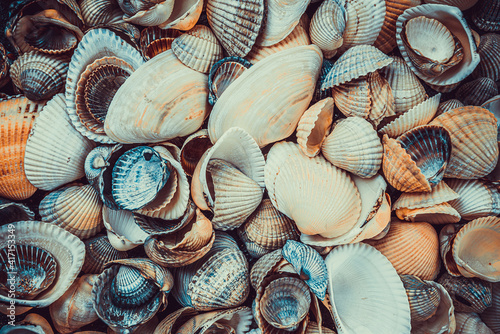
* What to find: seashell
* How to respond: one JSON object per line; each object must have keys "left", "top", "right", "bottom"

{"left": 0, "top": 96, "right": 45, "bottom": 201}
{"left": 396, "top": 4, "right": 480, "bottom": 89}
{"left": 80, "top": 0, "right": 123, "bottom": 27}
{"left": 453, "top": 216, "right": 500, "bottom": 282}
{"left": 325, "top": 242, "right": 411, "bottom": 334}
{"left": 309, "top": 0, "right": 345, "bottom": 58}
{"left": 322, "top": 117, "right": 383, "bottom": 178}
{"left": 305, "top": 322, "right": 337, "bottom": 334}
{"left": 366, "top": 221, "right": 440, "bottom": 280}
{"left": 39, "top": 184, "right": 104, "bottom": 240}
{"left": 82, "top": 235, "right": 128, "bottom": 274}
{"left": 208, "top": 56, "right": 252, "bottom": 106}
{"left": 481, "top": 283, "right": 500, "bottom": 334}
{"left": 246, "top": 24, "right": 310, "bottom": 64}
{"left": 151, "top": 307, "right": 198, "bottom": 334}
{"left": 440, "top": 223, "right": 464, "bottom": 277}
{"left": 447, "top": 179, "right": 500, "bottom": 221}
{"left": 208, "top": 45, "right": 322, "bottom": 147}
{"left": 24, "top": 93, "right": 96, "bottom": 191}
{"left": 249, "top": 249, "right": 286, "bottom": 290}
{"left": 10, "top": 51, "right": 69, "bottom": 101}
{"left": 436, "top": 99, "right": 464, "bottom": 116}
{"left": 481, "top": 95, "right": 500, "bottom": 144}
{"left": 0, "top": 221, "right": 85, "bottom": 312}
{"left": 296, "top": 97, "right": 334, "bottom": 158}
{"left": 367, "top": 71, "right": 396, "bottom": 127}
{"left": 265, "top": 141, "right": 361, "bottom": 238}
{"left": 102, "top": 206, "right": 150, "bottom": 251}
{"left": 144, "top": 209, "right": 215, "bottom": 267}
{"left": 475, "top": 34, "right": 500, "bottom": 82}
{"left": 321, "top": 45, "right": 393, "bottom": 90}
{"left": 455, "top": 313, "right": 494, "bottom": 334}
{"left": 206, "top": 0, "right": 265, "bottom": 57}
{"left": 455, "top": 77, "right": 499, "bottom": 106}
{"left": 117, "top": 0, "right": 175, "bottom": 26}
{"left": 0, "top": 314, "right": 54, "bottom": 333}
{"left": 0, "top": 197, "right": 35, "bottom": 224}
{"left": 260, "top": 277, "right": 311, "bottom": 332}
{"left": 172, "top": 25, "right": 224, "bottom": 74}
{"left": 256, "top": 0, "right": 310, "bottom": 47}
{"left": 438, "top": 273, "right": 492, "bottom": 314}
{"left": 430, "top": 106, "right": 499, "bottom": 179}
{"left": 104, "top": 49, "right": 209, "bottom": 144}
{"left": 180, "top": 129, "right": 212, "bottom": 177}
{"left": 382, "top": 125, "right": 451, "bottom": 193}
{"left": 379, "top": 93, "right": 440, "bottom": 138}
{"left": 0, "top": 244, "right": 57, "bottom": 300}
{"left": 75, "top": 56, "right": 134, "bottom": 136}
{"left": 92, "top": 258, "right": 173, "bottom": 333}
{"left": 380, "top": 56, "right": 427, "bottom": 114}
{"left": 395, "top": 202, "right": 461, "bottom": 224}
{"left": 66, "top": 28, "right": 145, "bottom": 144}
{"left": 172, "top": 232, "right": 250, "bottom": 311}
{"left": 136, "top": 201, "right": 196, "bottom": 237}
{"left": 331, "top": 77, "right": 372, "bottom": 119}
{"left": 424, "top": 0, "right": 478, "bottom": 10}
{"left": 472, "top": 0, "right": 500, "bottom": 32}
{"left": 157, "top": 0, "right": 204, "bottom": 30}
{"left": 401, "top": 274, "right": 441, "bottom": 322}
{"left": 393, "top": 180, "right": 458, "bottom": 211}
{"left": 282, "top": 240, "right": 328, "bottom": 300}
{"left": 313, "top": 59, "right": 334, "bottom": 103}
{"left": 140, "top": 27, "right": 181, "bottom": 60}
{"left": 0, "top": 43, "right": 10, "bottom": 90}
{"left": 85, "top": 145, "right": 113, "bottom": 190}
{"left": 49, "top": 275, "right": 99, "bottom": 334}
{"left": 237, "top": 199, "right": 300, "bottom": 258}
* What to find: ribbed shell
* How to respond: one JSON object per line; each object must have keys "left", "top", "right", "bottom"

{"left": 10, "top": 51, "right": 69, "bottom": 101}
{"left": 481, "top": 283, "right": 500, "bottom": 333}
{"left": 39, "top": 184, "right": 104, "bottom": 240}
{"left": 322, "top": 117, "right": 383, "bottom": 178}
{"left": 393, "top": 180, "right": 458, "bottom": 210}
{"left": 437, "top": 99, "right": 464, "bottom": 116}
{"left": 447, "top": 179, "right": 500, "bottom": 221}
{"left": 80, "top": 0, "right": 123, "bottom": 26}
{"left": 332, "top": 77, "right": 371, "bottom": 118}
{"left": 296, "top": 97, "right": 334, "bottom": 157}
{"left": 157, "top": 0, "right": 204, "bottom": 30}
{"left": 367, "top": 221, "right": 440, "bottom": 281}
{"left": 476, "top": 34, "right": 500, "bottom": 81}
{"left": 172, "top": 25, "right": 223, "bottom": 74}
{"left": 180, "top": 129, "right": 212, "bottom": 177}
{"left": 102, "top": 206, "right": 150, "bottom": 251}
{"left": 140, "top": 26, "right": 181, "bottom": 60}
{"left": 208, "top": 56, "right": 252, "bottom": 106}
{"left": 0, "top": 198, "right": 35, "bottom": 224}
{"left": 440, "top": 223, "right": 463, "bottom": 277}
{"left": 206, "top": 0, "right": 265, "bottom": 57}
{"left": 120, "top": 0, "right": 175, "bottom": 26}
{"left": 424, "top": 0, "right": 478, "bottom": 10}
{"left": 249, "top": 249, "right": 284, "bottom": 290}
{"left": 455, "top": 313, "right": 495, "bottom": 334}
{"left": 0, "top": 96, "right": 44, "bottom": 200}
{"left": 82, "top": 235, "right": 128, "bottom": 274}
{"left": 438, "top": 273, "right": 492, "bottom": 313}
{"left": 395, "top": 202, "right": 461, "bottom": 224}
{"left": 24, "top": 93, "right": 95, "bottom": 191}
{"left": 455, "top": 77, "right": 499, "bottom": 106}
{"left": 401, "top": 274, "right": 441, "bottom": 322}
{"left": 430, "top": 106, "right": 499, "bottom": 179}
{"left": 368, "top": 71, "right": 396, "bottom": 127}
{"left": 472, "top": 0, "right": 500, "bottom": 32}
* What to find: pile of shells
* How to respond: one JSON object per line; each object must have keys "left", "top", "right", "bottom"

{"left": 0, "top": 0, "right": 499, "bottom": 333}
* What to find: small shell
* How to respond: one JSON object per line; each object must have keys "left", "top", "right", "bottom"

{"left": 437, "top": 99, "right": 464, "bottom": 116}
{"left": 332, "top": 77, "right": 371, "bottom": 119}
{"left": 158, "top": 0, "right": 204, "bottom": 30}
{"left": 401, "top": 274, "right": 441, "bottom": 322}
{"left": 472, "top": 0, "right": 500, "bottom": 32}
{"left": 180, "top": 129, "right": 212, "bottom": 177}
{"left": 393, "top": 180, "right": 459, "bottom": 210}
{"left": 0, "top": 197, "right": 35, "bottom": 224}
{"left": 395, "top": 202, "right": 461, "bottom": 224}
{"left": 102, "top": 206, "right": 150, "bottom": 251}
{"left": 82, "top": 235, "right": 128, "bottom": 275}
{"left": 118, "top": 0, "right": 175, "bottom": 26}
{"left": 438, "top": 273, "right": 492, "bottom": 314}
{"left": 309, "top": 0, "right": 345, "bottom": 58}
{"left": 296, "top": 97, "right": 334, "bottom": 157}
{"left": 208, "top": 56, "right": 252, "bottom": 106}
{"left": 475, "top": 34, "right": 500, "bottom": 82}
{"left": 455, "top": 77, "right": 499, "bottom": 106}
{"left": 136, "top": 200, "right": 196, "bottom": 236}
{"left": 368, "top": 71, "right": 396, "bottom": 127}
{"left": 80, "top": 0, "right": 123, "bottom": 27}
{"left": 140, "top": 26, "right": 181, "bottom": 60}
{"left": 447, "top": 179, "right": 500, "bottom": 221}
{"left": 455, "top": 313, "right": 494, "bottom": 334}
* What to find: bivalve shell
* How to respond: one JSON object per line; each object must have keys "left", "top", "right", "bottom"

{"left": 438, "top": 273, "right": 492, "bottom": 314}
{"left": 102, "top": 206, "right": 150, "bottom": 251}
{"left": 455, "top": 313, "right": 494, "bottom": 334}
{"left": 395, "top": 202, "right": 461, "bottom": 224}
{"left": 455, "top": 77, "right": 499, "bottom": 106}
{"left": 392, "top": 180, "right": 458, "bottom": 211}
{"left": 157, "top": 0, "right": 203, "bottom": 30}
{"left": 0, "top": 197, "right": 35, "bottom": 224}
{"left": 208, "top": 56, "right": 252, "bottom": 106}
{"left": 481, "top": 283, "right": 500, "bottom": 333}
{"left": 401, "top": 274, "right": 441, "bottom": 322}
{"left": 437, "top": 99, "right": 464, "bottom": 116}
{"left": 140, "top": 27, "right": 181, "bottom": 60}
{"left": 475, "top": 34, "right": 500, "bottom": 82}
{"left": 472, "top": 0, "right": 500, "bottom": 32}
{"left": 447, "top": 179, "right": 500, "bottom": 221}
{"left": 82, "top": 235, "right": 128, "bottom": 274}
{"left": 296, "top": 97, "right": 334, "bottom": 157}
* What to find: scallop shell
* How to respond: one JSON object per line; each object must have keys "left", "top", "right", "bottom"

{"left": 296, "top": 97, "right": 334, "bottom": 157}
{"left": 395, "top": 202, "right": 461, "bottom": 224}
{"left": 430, "top": 106, "right": 499, "bottom": 179}
{"left": 475, "top": 34, "right": 500, "bottom": 82}
{"left": 401, "top": 274, "right": 441, "bottom": 322}
{"left": 0, "top": 96, "right": 44, "bottom": 200}
{"left": 172, "top": 25, "right": 224, "bottom": 74}
{"left": 368, "top": 71, "right": 396, "bottom": 127}
{"left": 309, "top": 0, "right": 346, "bottom": 58}
{"left": 249, "top": 249, "right": 285, "bottom": 290}
{"left": 265, "top": 141, "right": 361, "bottom": 238}
{"left": 206, "top": 0, "right": 265, "bottom": 57}
{"left": 102, "top": 206, "right": 150, "bottom": 251}
{"left": 104, "top": 49, "right": 209, "bottom": 144}
{"left": 24, "top": 93, "right": 96, "bottom": 191}
{"left": 447, "top": 179, "right": 500, "bottom": 221}
{"left": 472, "top": 0, "right": 500, "bottom": 32}
{"left": 158, "top": 0, "right": 204, "bottom": 30}
{"left": 366, "top": 221, "right": 440, "bottom": 280}
{"left": 10, "top": 51, "right": 69, "bottom": 101}
{"left": 438, "top": 273, "right": 492, "bottom": 314}
{"left": 393, "top": 180, "right": 458, "bottom": 210}
{"left": 437, "top": 99, "right": 464, "bottom": 116}
{"left": 208, "top": 56, "right": 252, "bottom": 106}
{"left": 140, "top": 26, "right": 181, "bottom": 60}
{"left": 325, "top": 242, "right": 411, "bottom": 334}
{"left": 0, "top": 221, "right": 85, "bottom": 310}
{"left": 455, "top": 77, "right": 499, "bottom": 106}
{"left": 481, "top": 283, "right": 500, "bottom": 333}
{"left": 208, "top": 45, "right": 322, "bottom": 147}
{"left": 455, "top": 313, "right": 494, "bottom": 334}
{"left": 453, "top": 216, "right": 500, "bottom": 282}
{"left": 322, "top": 117, "right": 383, "bottom": 178}
{"left": 0, "top": 197, "right": 35, "bottom": 224}
{"left": 119, "top": 0, "right": 175, "bottom": 26}
{"left": 39, "top": 184, "right": 104, "bottom": 240}
{"left": 80, "top": 0, "right": 123, "bottom": 27}
{"left": 180, "top": 129, "right": 212, "bottom": 177}
{"left": 82, "top": 235, "right": 128, "bottom": 274}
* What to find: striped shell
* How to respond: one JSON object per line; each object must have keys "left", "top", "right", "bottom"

{"left": 82, "top": 235, "right": 128, "bottom": 274}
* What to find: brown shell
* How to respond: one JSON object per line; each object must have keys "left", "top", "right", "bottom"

{"left": 455, "top": 77, "right": 499, "bottom": 106}
{"left": 472, "top": 0, "right": 500, "bottom": 32}
{"left": 455, "top": 312, "right": 494, "bottom": 334}
{"left": 475, "top": 33, "right": 500, "bottom": 81}
{"left": 140, "top": 26, "right": 181, "bottom": 60}
{"left": 439, "top": 223, "right": 464, "bottom": 277}
{"left": 180, "top": 129, "right": 212, "bottom": 177}
{"left": 438, "top": 273, "right": 492, "bottom": 313}
{"left": 401, "top": 274, "right": 441, "bottom": 322}
{"left": 447, "top": 178, "right": 500, "bottom": 221}
{"left": 395, "top": 202, "right": 461, "bottom": 224}
{"left": 436, "top": 99, "right": 464, "bottom": 116}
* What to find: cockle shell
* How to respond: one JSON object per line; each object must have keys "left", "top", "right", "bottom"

{"left": 180, "top": 129, "right": 212, "bottom": 177}
{"left": 265, "top": 141, "right": 361, "bottom": 238}
{"left": 455, "top": 77, "right": 499, "bottom": 106}
{"left": 105, "top": 49, "right": 209, "bottom": 144}
{"left": 24, "top": 93, "right": 96, "bottom": 191}
{"left": 455, "top": 313, "right": 494, "bottom": 334}
{"left": 0, "top": 197, "right": 35, "bottom": 224}
{"left": 481, "top": 283, "right": 500, "bottom": 333}
{"left": 118, "top": 0, "right": 175, "bottom": 26}
{"left": 208, "top": 56, "right": 252, "bottom": 106}
{"left": 393, "top": 180, "right": 458, "bottom": 211}
{"left": 447, "top": 179, "right": 500, "bottom": 221}
{"left": 82, "top": 235, "right": 128, "bottom": 274}
{"left": 366, "top": 221, "right": 440, "bottom": 280}
{"left": 472, "top": 0, "right": 500, "bottom": 32}
{"left": 475, "top": 34, "right": 500, "bottom": 82}
{"left": 102, "top": 206, "right": 150, "bottom": 251}
{"left": 332, "top": 77, "right": 371, "bottom": 119}
{"left": 10, "top": 51, "right": 69, "bottom": 101}
{"left": 39, "top": 184, "right": 104, "bottom": 240}
{"left": 430, "top": 106, "right": 499, "bottom": 179}
{"left": 156, "top": 0, "right": 203, "bottom": 30}
{"left": 310, "top": 0, "right": 346, "bottom": 58}
{"left": 401, "top": 274, "right": 441, "bottom": 322}
{"left": 325, "top": 243, "right": 411, "bottom": 334}
{"left": 438, "top": 273, "right": 492, "bottom": 314}
{"left": 437, "top": 99, "right": 464, "bottom": 116}
{"left": 80, "top": 0, "right": 123, "bottom": 27}
{"left": 136, "top": 201, "right": 196, "bottom": 236}
{"left": 208, "top": 45, "right": 322, "bottom": 147}
{"left": 322, "top": 117, "right": 383, "bottom": 178}
{"left": 0, "top": 314, "right": 54, "bottom": 333}
{"left": 249, "top": 249, "right": 286, "bottom": 291}
{"left": 140, "top": 26, "right": 181, "bottom": 60}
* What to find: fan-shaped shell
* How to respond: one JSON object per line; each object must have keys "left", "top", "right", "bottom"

{"left": 438, "top": 273, "right": 492, "bottom": 313}
{"left": 393, "top": 180, "right": 458, "bottom": 210}
{"left": 102, "top": 206, "right": 150, "bottom": 251}
{"left": 309, "top": 0, "right": 345, "bottom": 58}
{"left": 481, "top": 283, "right": 500, "bottom": 333}
{"left": 118, "top": 0, "right": 175, "bottom": 26}
{"left": 180, "top": 129, "right": 212, "bottom": 177}
{"left": 447, "top": 179, "right": 500, "bottom": 221}
{"left": 437, "top": 99, "right": 464, "bottom": 116}
{"left": 140, "top": 27, "right": 181, "bottom": 60}
{"left": 475, "top": 34, "right": 500, "bottom": 82}
{"left": 472, "top": 0, "right": 500, "bottom": 32}
{"left": 332, "top": 77, "right": 371, "bottom": 119}
{"left": 396, "top": 202, "right": 461, "bottom": 224}
{"left": 455, "top": 313, "right": 494, "bottom": 334}
{"left": 401, "top": 274, "right": 441, "bottom": 322}
{"left": 455, "top": 77, "right": 499, "bottom": 106}
{"left": 80, "top": 0, "right": 123, "bottom": 27}
{"left": 82, "top": 235, "right": 128, "bottom": 274}
{"left": 296, "top": 97, "right": 334, "bottom": 157}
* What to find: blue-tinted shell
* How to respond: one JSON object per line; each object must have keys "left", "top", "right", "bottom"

{"left": 208, "top": 56, "right": 252, "bottom": 106}
{"left": 111, "top": 146, "right": 169, "bottom": 211}
{"left": 313, "top": 59, "right": 334, "bottom": 103}
{"left": 110, "top": 266, "right": 159, "bottom": 308}
{"left": 84, "top": 145, "right": 114, "bottom": 189}
{"left": 282, "top": 240, "right": 328, "bottom": 301}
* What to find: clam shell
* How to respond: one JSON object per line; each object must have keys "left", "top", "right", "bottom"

{"left": 249, "top": 249, "right": 285, "bottom": 290}
{"left": 136, "top": 200, "right": 196, "bottom": 236}
{"left": 475, "top": 34, "right": 500, "bottom": 82}
{"left": 438, "top": 273, "right": 492, "bottom": 314}
{"left": 437, "top": 99, "right": 464, "bottom": 116}
{"left": 395, "top": 202, "right": 461, "bottom": 224}
{"left": 84, "top": 145, "right": 113, "bottom": 190}
{"left": 322, "top": 117, "right": 383, "bottom": 178}
{"left": 393, "top": 180, "right": 458, "bottom": 210}
{"left": 447, "top": 179, "right": 500, "bottom": 221}
{"left": 206, "top": 0, "right": 264, "bottom": 57}
{"left": 401, "top": 274, "right": 441, "bottom": 322}
{"left": 10, "top": 314, "right": 54, "bottom": 334}
{"left": 455, "top": 313, "right": 494, "bottom": 334}
{"left": 0, "top": 197, "right": 35, "bottom": 224}
{"left": 325, "top": 242, "right": 411, "bottom": 334}
{"left": 24, "top": 93, "right": 96, "bottom": 191}
{"left": 430, "top": 106, "right": 499, "bottom": 179}
{"left": 208, "top": 45, "right": 322, "bottom": 147}
{"left": 172, "top": 25, "right": 223, "bottom": 74}
{"left": 481, "top": 283, "right": 500, "bottom": 333}
{"left": 180, "top": 129, "right": 212, "bottom": 177}
{"left": 158, "top": 0, "right": 204, "bottom": 30}
{"left": 102, "top": 206, "right": 150, "bottom": 251}
{"left": 120, "top": 0, "right": 175, "bottom": 26}
{"left": 105, "top": 49, "right": 209, "bottom": 144}
{"left": 0, "top": 96, "right": 44, "bottom": 200}
{"left": 265, "top": 141, "right": 361, "bottom": 238}
{"left": 10, "top": 51, "right": 69, "bottom": 101}
{"left": 82, "top": 235, "right": 128, "bottom": 275}
{"left": 309, "top": 0, "right": 346, "bottom": 58}
{"left": 296, "top": 97, "right": 334, "bottom": 157}
{"left": 368, "top": 71, "right": 396, "bottom": 127}
{"left": 453, "top": 216, "right": 500, "bottom": 282}
{"left": 140, "top": 27, "right": 181, "bottom": 60}
{"left": 455, "top": 77, "right": 499, "bottom": 106}
{"left": 208, "top": 56, "right": 252, "bottom": 106}
{"left": 472, "top": 0, "right": 500, "bottom": 32}
{"left": 66, "top": 28, "right": 145, "bottom": 144}
{"left": 440, "top": 223, "right": 464, "bottom": 277}
{"left": 0, "top": 221, "right": 85, "bottom": 310}
{"left": 80, "top": 0, "right": 123, "bottom": 27}
{"left": 39, "top": 184, "right": 104, "bottom": 240}
{"left": 332, "top": 77, "right": 371, "bottom": 119}
{"left": 366, "top": 221, "right": 440, "bottom": 280}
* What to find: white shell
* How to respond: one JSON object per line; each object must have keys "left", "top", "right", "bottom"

{"left": 102, "top": 206, "right": 149, "bottom": 251}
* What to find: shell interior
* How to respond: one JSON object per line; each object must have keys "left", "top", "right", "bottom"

{"left": 110, "top": 266, "right": 160, "bottom": 308}
{"left": 208, "top": 57, "right": 252, "bottom": 106}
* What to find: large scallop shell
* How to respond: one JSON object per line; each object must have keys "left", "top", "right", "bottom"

{"left": 208, "top": 45, "right": 322, "bottom": 147}
{"left": 447, "top": 179, "right": 500, "bottom": 221}
{"left": 82, "top": 235, "right": 128, "bottom": 275}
